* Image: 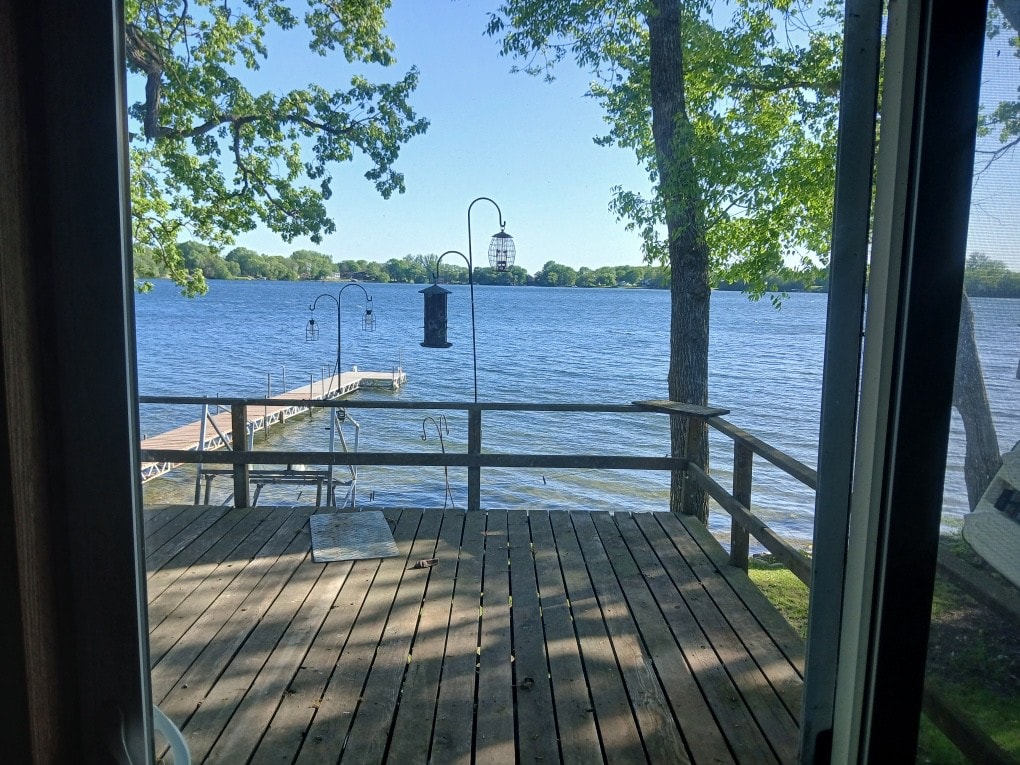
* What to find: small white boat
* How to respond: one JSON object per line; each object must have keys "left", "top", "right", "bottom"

{"left": 962, "top": 442, "right": 1020, "bottom": 589}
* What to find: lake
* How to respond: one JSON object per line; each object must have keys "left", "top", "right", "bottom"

{"left": 134, "top": 279, "right": 1020, "bottom": 545}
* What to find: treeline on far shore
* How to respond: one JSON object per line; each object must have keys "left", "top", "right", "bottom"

{"left": 133, "top": 242, "right": 1020, "bottom": 297}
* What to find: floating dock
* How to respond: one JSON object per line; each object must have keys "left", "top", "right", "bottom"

{"left": 139, "top": 368, "right": 406, "bottom": 483}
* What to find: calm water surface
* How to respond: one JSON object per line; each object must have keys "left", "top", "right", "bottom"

{"left": 133, "top": 279, "right": 1020, "bottom": 545}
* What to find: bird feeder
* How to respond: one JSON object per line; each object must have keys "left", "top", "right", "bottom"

{"left": 420, "top": 283, "right": 452, "bottom": 348}
{"left": 305, "top": 317, "right": 319, "bottom": 342}
{"left": 362, "top": 297, "right": 376, "bottom": 331}
{"left": 488, "top": 229, "right": 516, "bottom": 272}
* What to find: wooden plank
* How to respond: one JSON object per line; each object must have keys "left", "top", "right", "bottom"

{"left": 145, "top": 507, "right": 254, "bottom": 602}
{"left": 706, "top": 418, "right": 818, "bottom": 491}
{"left": 144, "top": 504, "right": 220, "bottom": 560}
{"left": 546, "top": 511, "right": 647, "bottom": 764}
{"left": 590, "top": 512, "right": 745, "bottom": 764}
{"left": 637, "top": 513, "right": 804, "bottom": 720}
{"left": 566, "top": 512, "right": 692, "bottom": 765}
{"left": 202, "top": 533, "right": 360, "bottom": 762}
{"left": 151, "top": 507, "right": 314, "bottom": 704}
{"left": 633, "top": 400, "right": 731, "bottom": 418}
{"left": 430, "top": 509, "right": 487, "bottom": 765}
{"left": 143, "top": 504, "right": 206, "bottom": 546}
{"left": 526, "top": 511, "right": 604, "bottom": 765}
{"left": 158, "top": 510, "right": 318, "bottom": 762}
{"left": 143, "top": 397, "right": 634, "bottom": 413}
{"left": 474, "top": 511, "right": 515, "bottom": 763}
{"left": 731, "top": 442, "right": 753, "bottom": 570}
{"left": 689, "top": 463, "right": 812, "bottom": 585}
{"left": 611, "top": 512, "right": 796, "bottom": 763}
{"left": 231, "top": 403, "right": 250, "bottom": 508}
{"left": 293, "top": 509, "right": 424, "bottom": 765}
{"left": 505, "top": 511, "right": 562, "bottom": 765}
{"left": 148, "top": 507, "right": 312, "bottom": 676}
{"left": 338, "top": 509, "right": 445, "bottom": 764}
{"left": 248, "top": 521, "right": 391, "bottom": 764}
{"left": 147, "top": 506, "right": 291, "bottom": 632}
{"left": 662, "top": 513, "right": 805, "bottom": 674}
{"left": 385, "top": 510, "right": 467, "bottom": 764}
{"left": 142, "top": 448, "right": 681, "bottom": 472}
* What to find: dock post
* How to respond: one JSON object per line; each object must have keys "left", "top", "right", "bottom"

{"left": 731, "top": 442, "right": 752, "bottom": 570}
{"left": 468, "top": 407, "right": 481, "bottom": 511}
{"left": 231, "top": 402, "right": 251, "bottom": 508}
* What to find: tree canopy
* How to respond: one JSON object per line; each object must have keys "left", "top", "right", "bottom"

{"left": 487, "top": 0, "right": 843, "bottom": 295}
{"left": 487, "top": 0, "right": 843, "bottom": 519}
{"left": 126, "top": 0, "right": 428, "bottom": 296}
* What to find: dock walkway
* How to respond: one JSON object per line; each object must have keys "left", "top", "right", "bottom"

{"left": 139, "top": 369, "right": 405, "bottom": 482}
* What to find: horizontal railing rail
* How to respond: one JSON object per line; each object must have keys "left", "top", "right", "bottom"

{"left": 140, "top": 450, "right": 683, "bottom": 471}
{"left": 138, "top": 395, "right": 815, "bottom": 583}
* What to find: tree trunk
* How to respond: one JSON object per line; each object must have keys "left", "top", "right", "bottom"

{"left": 648, "top": 0, "right": 712, "bottom": 522}
{"left": 953, "top": 291, "right": 1002, "bottom": 509}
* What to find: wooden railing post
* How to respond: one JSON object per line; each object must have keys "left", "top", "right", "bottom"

{"left": 731, "top": 441, "right": 753, "bottom": 570}
{"left": 232, "top": 402, "right": 250, "bottom": 508}
{"left": 680, "top": 416, "right": 704, "bottom": 516}
{"left": 468, "top": 407, "right": 481, "bottom": 512}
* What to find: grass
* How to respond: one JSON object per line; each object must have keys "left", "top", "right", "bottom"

{"left": 744, "top": 538, "right": 1020, "bottom": 763}
{"left": 747, "top": 555, "right": 810, "bottom": 639}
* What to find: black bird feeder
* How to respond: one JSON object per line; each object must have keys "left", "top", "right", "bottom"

{"left": 421, "top": 197, "right": 515, "bottom": 403}
{"left": 420, "top": 283, "right": 452, "bottom": 348}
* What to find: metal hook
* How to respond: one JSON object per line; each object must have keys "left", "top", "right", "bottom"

{"left": 421, "top": 415, "right": 455, "bottom": 509}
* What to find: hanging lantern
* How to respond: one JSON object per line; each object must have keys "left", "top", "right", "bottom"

{"left": 305, "top": 317, "right": 319, "bottom": 342}
{"left": 363, "top": 297, "right": 376, "bottom": 331}
{"left": 420, "top": 283, "right": 452, "bottom": 348}
{"left": 488, "top": 229, "right": 515, "bottom": 272}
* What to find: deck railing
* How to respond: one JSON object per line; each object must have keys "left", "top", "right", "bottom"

{"left": 138, "top": 395, "right": 815, "bottom": 583}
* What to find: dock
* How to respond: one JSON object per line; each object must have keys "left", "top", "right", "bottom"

{"left": 139, "top": 369, "right": 406, "bottom": 483}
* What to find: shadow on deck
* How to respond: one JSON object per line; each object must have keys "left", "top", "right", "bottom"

{"left": 145, "top": 506, "right": 805, "bottom": 764}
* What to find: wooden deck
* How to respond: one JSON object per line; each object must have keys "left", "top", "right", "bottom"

{"left": 145, "top": 506, "right": 805, "bottom": 764}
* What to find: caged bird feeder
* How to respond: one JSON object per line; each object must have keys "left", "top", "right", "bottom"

{"left": 488, "top": 229, "right": 515, "bottom": 272}
{"left": 420, "top": 197, "right": 515, "bottom": 403}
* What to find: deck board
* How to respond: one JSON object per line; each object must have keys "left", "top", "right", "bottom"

{"left": 506, "top": 510, "right": 564, "bottom": 765}
{"left": 145, "top": 506, "right": 804, "bottom": 764}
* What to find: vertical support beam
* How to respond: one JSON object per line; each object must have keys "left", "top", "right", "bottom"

{"left": 680, "top": 414, "right": 703, "bottom": 516}
{"left": 800, "top": 1, "right": 885, "bottom": 758}
{"left": 231, "top": 403, "right": 250, "bottom": 508}
{"left": 468, "top": 407, "right": 482, "bottom": 512}
{"left": 832, "top": 1, "right": 988, "bottom": 761}
{"left": 731, "top": 442, "right": 752, "bottom": 570}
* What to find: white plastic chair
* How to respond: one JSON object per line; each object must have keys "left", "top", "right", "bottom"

{"left": 152, "top": 705, "right": 191, "bottom": 765}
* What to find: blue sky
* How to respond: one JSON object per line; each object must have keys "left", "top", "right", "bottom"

{"left": 968, "top": 25, "right": 1020, "bottom": 270}
{"left": 142, "top": 1, "right": 1020, "bottom": 273}
{"left": 229, "top": 0, "right": 654, "bottom": 274}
